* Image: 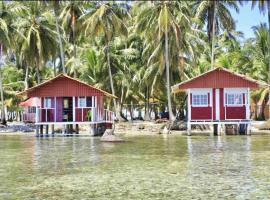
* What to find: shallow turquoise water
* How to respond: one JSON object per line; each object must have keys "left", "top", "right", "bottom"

{"left": 0, "top": 135, "right": 270, "bottom": 199}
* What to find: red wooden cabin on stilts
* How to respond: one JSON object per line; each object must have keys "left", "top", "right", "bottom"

{"left": 18, "top": 74, "right": 115, "bottom": 135}
{"left": 172, "top": 67, "right": 268, "bottom": 135}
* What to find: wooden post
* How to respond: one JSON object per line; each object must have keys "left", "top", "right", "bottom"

{"left": 73, "top": 96, "right": 76, "bottom": 122}
{"left": 45, "top": 125, "right": 49, "bottom": 136}
{"left": 213, "top": 124, "right": 218, "bottom": 136}
{"left": 76, "top": 124, "right": 79, "bottom": 134}
{"left": 51, "top": 125, "right": 55, "bottom": 135}
{"left": 35, "top": 97, "right": 39, "bottom": 123}
{"left": 69, "top": 124, "right": 73, "bottom": 134}
{"left": 62, "top": 125, "right": 65, "bottom": 134}
{"left": 54, "top": 97, "right": 57, "bottom": 122}
{"left": 187, "top": 122, "right": 191, "bottom": 136}
{"left": 89, "top": 124, "right": 95, "bottom": 135}
{"left": 40, "top": 125, "right": 43, "bottom": 136}
{"left": 187, "top": 89, "right": 191, "bottom": 136}
{"left": 247, "top": 123, "right": 251, "bottom": 135}
{"left": 246, "top": 88, "right": 250, "bottom": 120}
{"left": 217, "top": 124, "right": 221, "bottom": 136}
{"left": 35, "top": 125, "right": 39, "bottom": 136}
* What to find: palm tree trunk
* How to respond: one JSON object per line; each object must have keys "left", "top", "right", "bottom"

{"left": 211, "top": 1, "right": 217, "bottom": 69}
{"left": 165, "top": 24, "right": 174, "bottom": 121}
{"left": 144, "top": 86, "right": 150, "bottom": 120}
{"left": 24, "top": 65, "right": 29, "bottom": 89}
{"left": 267, "top": 2, "right": 270, "bottom": 119}
{"left": 72, "top": 10, "right": 77, "bottom": 78}
{"left": 53, "top": 2, "right": 65, "bottom": 74}
{"left": 106, "top": 41, "right": 119, "bottom": 120}
{"left": 53, "top": 59, "right": 56, "bottom": 77}
{"left": 0, "top": 44, "right": 6, "bottom": 125}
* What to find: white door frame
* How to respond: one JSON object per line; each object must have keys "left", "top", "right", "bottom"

{"left": 215, "top": 89, "right": 220, "bottom": 120}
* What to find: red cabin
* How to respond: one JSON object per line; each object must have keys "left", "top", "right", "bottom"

{"left": 19, "top": 74, "right": 114, "bottom": 132}
{"left": 172, "top": 67, "right": 267, "bottom": 135}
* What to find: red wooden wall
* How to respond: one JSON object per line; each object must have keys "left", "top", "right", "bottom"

{"left": 190, "top": 93, "right": 212, "bottom": 120}
{"left": 190, "top": 88, "right": 247, "bottom": 121}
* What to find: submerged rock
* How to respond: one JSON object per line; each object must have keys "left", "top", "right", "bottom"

{"left": 100, "top": 129, "right": 124, "bottom": 142}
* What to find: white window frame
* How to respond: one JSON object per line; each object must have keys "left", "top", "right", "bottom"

{"left": 28, "top": 106, "right": 36, "bottom": 113}
{"left": 190, "top": 89, "right": 212, "bottom": 107}
{"left": 78, "top": 96, "right": 87, "bottom": 108}
{"left": 227, "top": 93, "right": 243, "bottom": 106}
{"left": 224, "top": 88, "right": 246, "bottom": 107}
{"left": 192, "top": 94, "right": 208, "bottom": 107}
{"left": 44, "top": 97, "right": 52, "bottom": 108}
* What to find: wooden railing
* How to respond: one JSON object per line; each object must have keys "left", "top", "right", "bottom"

{"left": 22, "top": 113, "right": 36, "bottom": 122}
{"left": 75, "top": 107, "right": 96, "bottom": 122}
{"left": 104, "top": 109, "right": 114, "bottom": 123}
{"left": 37, "top": 108, "right": 56, "bottom": 122}
{"left": 24, "top": 107, "right": 114, "bottom": 123}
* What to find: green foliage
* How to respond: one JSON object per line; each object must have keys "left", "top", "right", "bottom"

{"left": 0, "top": 1, "right": 269, "bottom": 120}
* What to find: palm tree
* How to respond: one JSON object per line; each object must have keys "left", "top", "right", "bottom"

{"left": 60, "top": 1, "right": 87, "bottom": 77}
{"left": 82, "top": 2, "right": 128, "bottom": 118}
{"left": 136, "top": 1, "right": 192, "bottom": 121}
{"left": 194, "top": 0, "right": 239, "bottom": 69}
{"left": 252, "top": 0, "right": 270, "bottom": 119}
{"left": 0, "top": 1, "right": 13, "bottom": 125}
{"left": 16, "top": 2, "right": 57, "bottom": 84}
{"left": 52, "top": 0, "right": 65, "bottom": 74}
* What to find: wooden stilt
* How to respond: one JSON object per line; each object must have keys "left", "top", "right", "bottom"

{"left": 89, "top": 124, "right": 94, "bottom": 135}
{"left": 40, "top": 125, "right": 43, "bottom": 136}
{"left": 76, "top": 124, "right": 79, "bottom": 134}
{"left": 187, "top": 122, "right": 191, "bottom": 136}
{"left": 45, "top": 125, "right": 49, "bottom": 135}
{"left": 35, "top": 125, "right": 39, "bottom": 136}
{"left": 62, "top": 125, "right": 65, "bottom": 135}
{"left": 217, "top": 124, "right": 221, "bottom": 136}
{"left": 213, "top": 124, "right": 218, "bottom": 136}
{"left": 68, "top": 124, "right": 72, "bottom": 134}
{"left": 51, "top": 125, "right": 55, "bottom": 135}
{"left": 246, "top": 124, "right": 251, "bottom": 135}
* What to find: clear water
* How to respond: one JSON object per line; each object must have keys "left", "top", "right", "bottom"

{"left": 0, "top": 135, "right": 270, "bottom": 199}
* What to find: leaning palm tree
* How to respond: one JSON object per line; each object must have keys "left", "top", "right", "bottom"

{"left": 81, "top": 2, "right": 128, "bottom": 117}
{"left": 252, "top": 0, "right": 270, "bottom": 119}
{"left": 194, "top": 0, "right": 239, "bottom": 69}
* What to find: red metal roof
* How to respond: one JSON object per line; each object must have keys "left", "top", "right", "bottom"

{"left": 18, "top": 74, "right": 116, "bottom": 98}
{"left": 172, "top": 67, "right": 268, "bottom": 93}
{"left": 19, "top": 97, "right": 40, "bottom": 107}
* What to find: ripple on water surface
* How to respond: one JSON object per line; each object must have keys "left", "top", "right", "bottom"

{"left": 0, "top": 135, "right": 270, "bottom": 199}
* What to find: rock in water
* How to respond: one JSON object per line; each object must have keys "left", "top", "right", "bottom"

{"left": 100, "top": 129, "right": 124, "bottom": 142}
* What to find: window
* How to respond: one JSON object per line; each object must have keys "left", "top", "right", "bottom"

{"left": 192, "top": 94, "right": 208, "bottom": 106}
{"left": 28, "top": 107, "right": 36, "bottom": 113}
{"left": 78, "top": 97, "right": 92, "bottom": 107}
{"left": 63, "top": 99, "right": 70, "bottom": 109}
{"left": 86, "top": 97, "right": 92, "bottom": 107}
{"left": 78, "top": 97, "right": 86, "bottom": 107}
{"left": 227, "top": 94, "right": 243, "bottom": 105}
{"left": 44, "top": 98, "right": 51, "bottom": 108}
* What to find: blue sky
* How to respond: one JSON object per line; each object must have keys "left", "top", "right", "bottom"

{"left": 230, "top": 2, "right": 267, "bottom": 39}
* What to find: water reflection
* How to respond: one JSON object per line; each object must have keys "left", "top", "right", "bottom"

{"left": 1, "top": 135, "right": 270, "bottom": 199}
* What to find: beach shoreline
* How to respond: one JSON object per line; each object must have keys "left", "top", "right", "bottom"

{"left": 1, "top": 121, "right": 270, "bottom": 136}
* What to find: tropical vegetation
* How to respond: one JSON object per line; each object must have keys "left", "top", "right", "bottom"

{"left": 0, "top": 0, "right": 269, "bottom": 124}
